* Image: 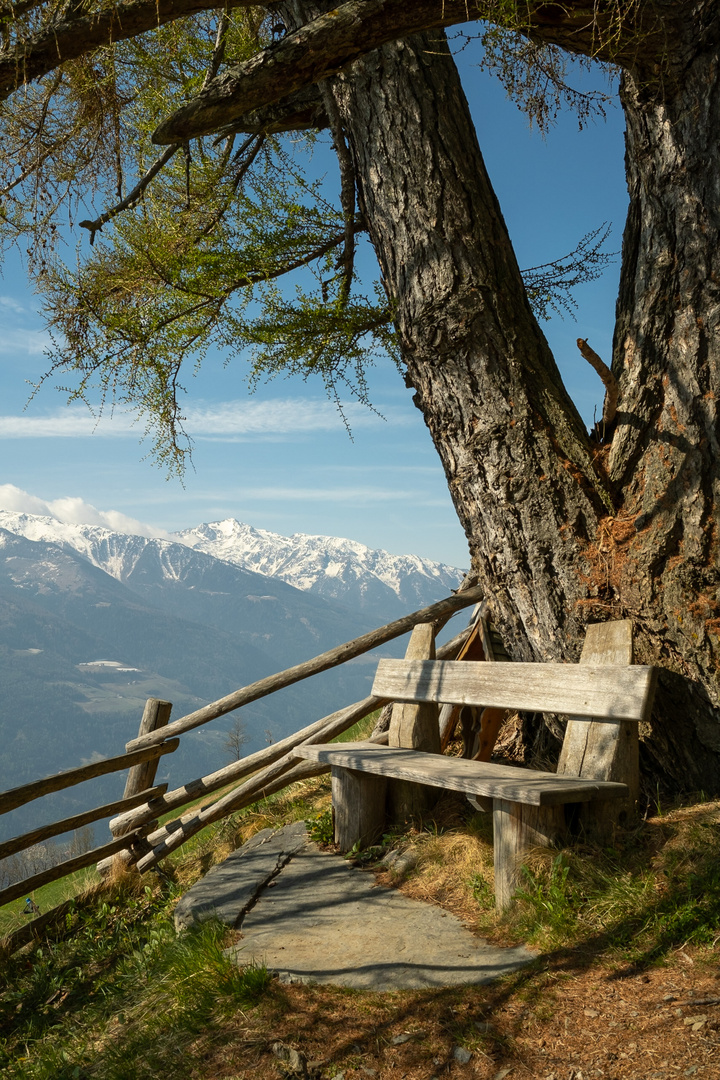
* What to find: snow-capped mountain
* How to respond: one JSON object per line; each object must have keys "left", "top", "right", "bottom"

{"left": 0, "top": 510, "right": 382, "bottom": 663}
{"left": 174, "top": 519, "right": 466, "bottom": 621}
{"left": 0, "top": 510, "right": 466, "bottom": 623}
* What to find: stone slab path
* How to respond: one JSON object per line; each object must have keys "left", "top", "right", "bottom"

{"left": 175, "top": 823, "right": 535, "bottom": 992}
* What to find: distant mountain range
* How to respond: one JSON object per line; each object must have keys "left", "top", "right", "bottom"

{"left": 0, "top": 511, "right": 465, "bottom": 843}
{"left": 0, "top": 512, "right": 465, "bottom": 624}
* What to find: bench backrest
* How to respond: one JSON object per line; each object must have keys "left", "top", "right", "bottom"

{"left": 372, "top": 659, "right": 658, "bottom": 723}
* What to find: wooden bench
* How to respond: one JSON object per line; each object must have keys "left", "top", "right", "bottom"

{"left": 294, "top": 621, "right": 659, "bottom": 909}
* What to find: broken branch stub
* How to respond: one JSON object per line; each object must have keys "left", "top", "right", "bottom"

{"left": 577, "top": 337, "right": 619, "bottom": 426}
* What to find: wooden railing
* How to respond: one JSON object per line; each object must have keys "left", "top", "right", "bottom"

{"left": 0, "top": 585, "right": 483, "bottom": 946}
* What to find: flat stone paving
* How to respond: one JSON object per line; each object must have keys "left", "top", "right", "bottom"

{"left": 176, "top": 823, "right": 535, "bottom": 992}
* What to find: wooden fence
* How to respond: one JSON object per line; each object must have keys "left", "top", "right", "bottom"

{"left": 0, "top": 585, "right": 483, "bottom": 947}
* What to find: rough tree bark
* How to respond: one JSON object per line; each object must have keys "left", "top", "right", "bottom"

{"left": 275, "top": 0, "right": 720, "bottom": 796}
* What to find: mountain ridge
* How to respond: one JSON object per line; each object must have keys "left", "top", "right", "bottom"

{"left": 174, "top": 517, "right": 466, "bottom": 621}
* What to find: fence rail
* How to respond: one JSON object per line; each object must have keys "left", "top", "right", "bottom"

{"left": 0, "top": 830, "right": 146, "bottom": 908}
{"left": 0, "top": 785, "right": 168, "bottom": 862}
{"left": 0, "top": 740, "right": 179, "bottom": 816}
{"left": 130, "top": 625, "right": 474, "bottom": 872}
{"left": 126, "top": 586, "right": 485, "bottom": 753}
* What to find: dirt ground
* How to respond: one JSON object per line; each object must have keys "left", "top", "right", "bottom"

{"left": 194, "top": 939, "right": 720, "bottom": 1080}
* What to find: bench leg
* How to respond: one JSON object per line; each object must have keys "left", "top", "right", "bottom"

{"left": 331, "top": 767, "right": 387, "bottom": 853}
{"left": 492, "top": 799, "right": 566, "bottom": 911}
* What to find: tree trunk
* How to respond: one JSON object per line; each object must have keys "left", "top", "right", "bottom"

{"left": 283, "top": 2, "right": 720, "bottom": 797}
{"left": 331, "top": 28, "right": 610, "bottom": 652}
{"left": 603, "top": 15, "right": 720, "bottom": 790}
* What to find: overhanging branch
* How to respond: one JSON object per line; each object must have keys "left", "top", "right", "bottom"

{"left": 152, "top": 0, "right": 670, "bottom": 145}
{"left": 213, "top": 84, "right": 328, "bottom": 136}
{"left": 152, "top": 0, "right": 489, "bottom": 143}
{"left": 0, "top": 0, "right": 255, "bottom": 99}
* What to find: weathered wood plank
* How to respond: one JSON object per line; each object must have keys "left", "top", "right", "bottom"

{"left": 117, "top": 699, "right": 172, "bottom": 834}
{"left": 492, "top": 799, "right": 566, "bottom": 910}
{"left": 388, "top": 622, "right": 440, "bottom": 824}
{"left": 0, "top": 831, "right": 145, "bottom": 908}
{"left": 0, "top": 740, "right": 179, "bottom": 816}
{"left": 105, "top": 698, "right": 173, "bottom": 874}
{"left": 126, "top": 585, "right": 485, "bottom": 752}
{"left": 558, "top": 621, "right": 633, "bottom": 775}
{"left": 373, "top": 660, "right": 658, "bottom": 721}
{"left": 0, "top": 785, "right": 167, "bottom": 861}
{"left": 332, "top": 766, "right": 387, "bottom": 851}
{"left": 294, "top": 743, "right": 628, "bottom": 805}
{"left": 389, "top": 623, "right": 440, "bottom": 752}
{"left": 558, "top": 620, "right": 640, "bottom": 833}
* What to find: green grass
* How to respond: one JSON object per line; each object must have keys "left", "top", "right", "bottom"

{"left": 0, "top": 867, "right": 100, "bottom": 937}
{"left": 3, "top": 764, "right": 719, "bottom": 1080}
{"left": 331, "top": 710, "right": 380, "bottom": 743}
{"left": 497, "top": 804, "right": 720, "bottom": 960}
{"left": 0, "top": 879, "right": 271, "bottom": 1080}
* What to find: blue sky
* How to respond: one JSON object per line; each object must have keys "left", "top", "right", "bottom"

{"left": 0, "top": 36, "right": 626, "bottom": 569}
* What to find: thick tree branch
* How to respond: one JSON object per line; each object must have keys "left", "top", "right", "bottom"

{"left": 213, "top": 84, "right": 328, "bottom": 136}
{"left": 0, "top": 0, "right": 254, "bottom": 98}
{"left": 152, "top": 0, "right": 487, "bottom": 143}
{"left": 152, "top": 0, "right": 674, "bottom": 145}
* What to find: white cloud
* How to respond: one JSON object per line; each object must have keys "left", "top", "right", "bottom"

{"left": 0, "top": 398, "right": 409, "bottom": 440}
{"left": 184, "top": 398, "right": 403, "bottom": 436}
{"left": 0, "top": 296, "right": 28, "bottom": 315}
{"left": 0, "top": 406, "right": 138, "bottom": 437}
{"left": 0, "top": 484, "right": 50, "bottom": 515}
{"left": 0, "top": 483, "right": 171, "bottom": 538}
{"left": 0, "top": 327, "right": 51, "bottom": 357}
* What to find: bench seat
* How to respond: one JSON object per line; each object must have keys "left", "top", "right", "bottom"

{"left": 294, "top": 742, "right": 629, "bottom": 806}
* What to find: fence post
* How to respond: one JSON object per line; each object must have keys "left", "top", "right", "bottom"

{"left": 117, "top": 699, "right": 173, "bottom": 831}
{"left": 99, "top": 698, "right": 172, "bottom": 876}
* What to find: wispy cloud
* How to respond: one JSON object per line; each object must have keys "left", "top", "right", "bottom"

{"left": 219, "top": 486, "right": 448, "bottom": 507}
{"left": 0, "top": 407, "right": 137, "bottom": 438}
{"left": 0, "top": 398, "right": 410, "bottom": 439}
{"left": 0, "top": 296, "right": 28, "bottom": 315}
{"left": 185, "top": 399, "right": 405, "bottom": 437}
{"left": 0, "top": 483, "right": 171, "bottom": 538}
{"left": 0, "top": 327, "right": 51, "bottom": 357}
